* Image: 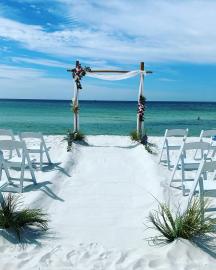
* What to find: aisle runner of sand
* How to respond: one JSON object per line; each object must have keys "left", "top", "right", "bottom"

{"left": 50, "top": 136, "right": 163, "bottom": 249}
{"left": 0, "top": 136, "right": 215, "bottom": 269}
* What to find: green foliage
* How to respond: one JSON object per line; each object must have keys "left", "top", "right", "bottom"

{"left": 72, "top": 105, "right": 79, "bottom": 114}
{"left": 149, "top": 199, "right": 216, "bottom": 244}
{"left": 130, "top": 130, "right": 157, "bottom": 154}
{"left": 0, "top": 193, "right": 48, "bottom": 241}
{"left": 67, "top": 130, "right": 85, "bottom": 151}
{"left": 130, "top": 130, "right": 141, "bottom": 142}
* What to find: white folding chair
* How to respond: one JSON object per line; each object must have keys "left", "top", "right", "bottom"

{"left": 19, "top": 132, "right": 51, "bottom": 170}
{"left": 159, "top": 129, "right": 188, "bottom": 169}
{"left": 187, "top": 156, "right": 216, "bottom": 218}
{"left": 169, "top": 141, "right": 212, "bottom": 195}
{"left": 0, "top": 129, "right": 20, "bottom": 158}
{"left": 0, "top": 140, "right": 36, "bottom": 193}
{"left": 194, "top": 130, "right": 216, "bottom": 159}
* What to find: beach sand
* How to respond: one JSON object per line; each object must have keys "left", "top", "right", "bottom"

{"left": 0, "top": 135, "right": 215, "bottom": 269}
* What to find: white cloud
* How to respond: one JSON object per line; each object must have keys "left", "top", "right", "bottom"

{"left": 0, "top": 64, "right": 44, "bottom": 79}
{"left": 0, "top": 1, "right": 216, "bottom": 64}
{"left": 0, "top": 63, "right": 137, "bottom": 100}
{"left": 11, "top": 57, "right": 69, "bottom": 68}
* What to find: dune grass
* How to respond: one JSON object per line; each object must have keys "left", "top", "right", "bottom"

{"left": 130, "top": 130, "right": 141, "bottom": 142}
{"left": 66, "top": 130, "right": 86, "bottom": 151}
{"left": 130, "top": 130, "right": 157, "bottom": 154}
{"left": 149, "top": 199, "right": 216, "bottom": 244}
{"left": 0, "top": 193, "right": 48, "bottom": 241}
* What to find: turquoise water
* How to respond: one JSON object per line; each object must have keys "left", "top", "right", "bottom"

{"left": 0, "top": 99, "right": 216, "bottom": 136}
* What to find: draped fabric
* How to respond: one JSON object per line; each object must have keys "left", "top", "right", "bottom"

{"left": 73, "top": 68, "right": 146, "bottom": 133}
{"left": 86, "top": 70, "right": 146, "bottom": 81}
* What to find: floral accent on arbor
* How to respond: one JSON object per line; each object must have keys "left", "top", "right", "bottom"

{"left": 138, "top": 95, "right": 146, "bottom": 122}
{"left": 72, "top": 63, "right": 91, "bottom": 90}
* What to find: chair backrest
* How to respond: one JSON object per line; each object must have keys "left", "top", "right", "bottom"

{"left": 188, "top": 157, "right": 216, "bottom": 206}
{"left": 165, "top": 128, "right": 188, "bottom": 137}
{"left": 0, "top": 140, "right": 25, "bottom": 151}
{"left": 200, "top": 129, "right": 216, "bottom": 138}
{"left": 183, "top": 141, "right": 211, "bottom": 151}
{"left": 0, "top": 129, "right": 14, "bottom": 137}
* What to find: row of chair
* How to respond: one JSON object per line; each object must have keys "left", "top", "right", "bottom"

{"left": 159, "top": 128, "right": 216, "bottom": 211}
{"left": 0, "top": 129, "right": 51, "bottom": 193}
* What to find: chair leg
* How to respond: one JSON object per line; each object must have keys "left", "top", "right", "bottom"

{"left": 181, "top": 158, "right": 186, "bottom": 195}
{"left": 40, "top": 151, "right": 43, "bottom": 171}
{"left": 2, "top": 161, "right": 11, "bottom": 183}
{"left": 159, "top": 148, "right": 164, "bottom": 164}
{"left": 20, "top": 164, "right": 25, "bottom": 193}
{"left": 42, "top": 139, "right": 51, "bottom": 164}
{"left": 199, "top": 177, "right": 205, "bottom": 223}
{"left": 166, "top": 148, "right": 171, "bottom": 169}
{"left": 25, "top": 153, "right": 36, "bottom": 184}
{"left": 0, "top": 161, "right": 2, "bottom": 181}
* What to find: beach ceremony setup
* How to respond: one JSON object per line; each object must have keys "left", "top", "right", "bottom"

{"left": 0, "top": 67, "right": 216, "bottom": 269}
{"left": 1, "top": 0, "right": 216, "bottom": 269}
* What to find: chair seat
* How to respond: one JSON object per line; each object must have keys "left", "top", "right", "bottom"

{"left": 27, "top": 148, "right": 43, "bottom": 153}
{"left": 6, "top": 157, "right": 34, "bottom": 168}
{"left": 163, "top": 145, "right": 181, "bottom": 150}
{"left": 179, "top": 160, "right": 200, "bottom": 170}
{"left": 185, "top": 180, "right": 216, "bottom": 192}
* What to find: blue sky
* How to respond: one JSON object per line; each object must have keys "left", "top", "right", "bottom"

{"left": 0, "top": 0, "right": 216, "bottom": 101}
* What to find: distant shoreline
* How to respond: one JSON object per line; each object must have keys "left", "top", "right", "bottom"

{"left": 0, "top": 98, "right": 216, "bottom": 103}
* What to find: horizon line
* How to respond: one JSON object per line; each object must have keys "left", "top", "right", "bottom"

{"left": 0, "top": 98, "right": 216, "bottom": 103}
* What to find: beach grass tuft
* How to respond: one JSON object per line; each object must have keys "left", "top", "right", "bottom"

{"left": 66, "top": 130, "right": 85, "bottom": 151}
{"left": 130, "top": 130, "right": 141, "bottom": 142}
{"left": 149, "top": 199, "right": 216, "bottom": 244}
{"left": 130, "top": 130, "right": 157, "bottom": 154}
{"left": 0, "top": 193, "right": 48, "bottom": 241}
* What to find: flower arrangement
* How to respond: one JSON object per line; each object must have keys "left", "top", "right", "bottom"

{"left": 138, "top": 95, "right": 146, "bottom": 122}
{"left": 71, "top": 62, "right": 91, "bottom": 90}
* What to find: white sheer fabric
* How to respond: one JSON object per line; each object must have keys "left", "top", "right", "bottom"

{"left": 86, "top": 70, "right": 146, "bottom": 81}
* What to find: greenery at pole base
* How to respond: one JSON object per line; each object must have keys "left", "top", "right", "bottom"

{"left": 130, "top": 130, "right": 141, "bottom": 142}
{"left": 129, "top": 130, "right": 157, "bottom": 154}
{"left": 72, "top": 104, "right": 79, "bottom": 114}
{"left": 66, "top": 130, "right": 86, "bottom": 151}
{"left": 0, "top": 193, "right": 48, "bottom": 241}
{"left": 148, "top": 199, "right": 216, "bottom": 244}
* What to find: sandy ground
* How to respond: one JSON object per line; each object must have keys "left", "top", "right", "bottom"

{"left": 0, "top": 135, "right": 215, "bottom": 269}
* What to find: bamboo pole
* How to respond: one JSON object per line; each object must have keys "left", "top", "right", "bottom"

{"left": 137, "top": 62, "right": 144, "bottom": 138}
{"left": 89, "top": 70, "right": 129, "bottom": 73}
{"left": 73, "top": 60, "right": 79, "bottom": 132}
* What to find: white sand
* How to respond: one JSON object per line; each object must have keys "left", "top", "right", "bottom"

{"left": 0, "top": 135, "right": 215, "bottom": 269}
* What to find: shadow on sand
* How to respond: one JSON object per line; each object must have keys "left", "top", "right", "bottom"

{"left": 36, "top": 162, "right": 71, "bottom": 177}
{"left": 193, "top": 235, "right": 216, "bottom": 258}
{"left": 23, "top": 181, "right": 64, "bottom": 202}
{"left": 0, "top": 227, "right": 57, "bottom": 247}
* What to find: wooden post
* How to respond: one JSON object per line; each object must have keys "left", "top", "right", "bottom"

{"left": 73, "top": 60, "right": 79, "bottom": 132}
{"left": 137, "top": 62, "right": 144, "bottom": 138}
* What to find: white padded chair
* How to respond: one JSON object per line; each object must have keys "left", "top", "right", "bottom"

{"left": 0, "top": 129, "right": 20, "bottom": 158}
{"left": 0, "top": 140, "right": 36, "bottom": 193}
{"left": 169, "top": 141, "right": 212, "bottom": 195}
{"left": 159, "top": 129, "right": 188, "bottom": 169}
{"left": 19, "top": 132, "right": 51, "bottom": 170}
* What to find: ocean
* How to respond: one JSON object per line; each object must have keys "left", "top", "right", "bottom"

{"left": 0, "top": 99, "right": 216, "bottom": 136}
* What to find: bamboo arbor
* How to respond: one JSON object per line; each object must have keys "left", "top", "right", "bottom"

{"left": 67, "top": 61, "right": 152, "bottom": 137}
